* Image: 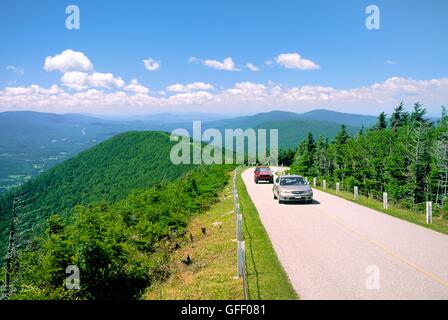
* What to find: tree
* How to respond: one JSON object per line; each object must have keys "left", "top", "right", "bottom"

{"left": 330, "top": 125, "right": 350, "bottom": 181}
{"left": 315, "top": 136, "right": 330, "bottom": 177}
{"left": 278, "top": 149, "right": 295, "bottom": 166}
{"left": 433, "top": 106, "right": 448, "bottom": 209}
{"left": 291, "top": 133, "right": 317, "bottom": 177}
{"left": 374, "top": 112, "right": 387, "bottom": 130}
{"left": 390, "top": 102, "right": 408, "bottom": 131}
{"left": 406, "top": 104, "right": 432, "bottom": 204}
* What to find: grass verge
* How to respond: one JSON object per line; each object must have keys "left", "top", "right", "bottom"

{"left": 236, "top": 170, "right": 298, "bottom": 300}
{"left": 145, "top": 174, "right": 243, "bottom": 299}
{"left": 315, "top": 186, "right": 448, "bottom": 236}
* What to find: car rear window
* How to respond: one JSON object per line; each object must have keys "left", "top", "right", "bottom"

{"left": 258, "top": 167, "right": 271, "bottom": 172}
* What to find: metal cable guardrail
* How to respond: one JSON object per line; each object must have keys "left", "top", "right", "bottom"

{"left": 233, "top": 167, "right": 249, "bottom": 300}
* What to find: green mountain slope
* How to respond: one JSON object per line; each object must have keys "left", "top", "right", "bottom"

{"left": 298, "top": 109, "right": 377, "bottom": 127}
{"left": 0, "top": 131, "right": 198, "bottom": 262}
{"left": 0, "top": 112, "right": 186, "bottom": 193}
{"left": 203, "top": 110, "right": 302, "bottom": 130}
{"left": 255, "top": 119, "right": 360, "bottom": 149}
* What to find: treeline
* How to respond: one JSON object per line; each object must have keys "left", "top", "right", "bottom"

{"left": 290, "top": 103, "right": 448, "bottom": 214}
{"left": 4, "top": 164, "right": 232, "bottom": 299}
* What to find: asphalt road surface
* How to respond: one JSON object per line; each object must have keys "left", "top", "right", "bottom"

{"left": 242, "top": 167, "right": 448, "bottom": 299}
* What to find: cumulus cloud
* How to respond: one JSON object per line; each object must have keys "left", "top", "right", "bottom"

{"left": 61, "top": 71, "right": 89, "bottom": 90}
{"left": 275, "top": 53, "right": 320, "bottom": 70}
{"left": 143, "top": 58, "right": 160, "bottom": 71}
{"left": 189, "top": 57, "right": 239, "bottom": 71}
{"left": 124, "top": 79, "right": 149, "bottom": 94}
{"left": 166, "top": 82, "right": 214, "bottom": 93}
{"left": 246, "top": 63, "right": 259, "bottom": 71}
{"left": 61, "top": 71, "right": 124, "bottom": 90}
{"left": 44, "top": 49, "right": 93, "bottom": 73}
{"left": 1, "top": 77, "right": 447, "bottom": 115}
{"left": 88, "top": 72, "right": 124, "bottom": 89}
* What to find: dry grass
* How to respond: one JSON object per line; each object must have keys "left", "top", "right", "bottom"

{"left": 145, "top": 179, "right": 244, "bottom": 300}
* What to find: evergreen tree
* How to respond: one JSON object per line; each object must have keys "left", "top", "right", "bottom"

{"left": 390, "top": 102, "right": 408, "bottom": 131}
{"left": 375, "top": 112, "right": 387, "bottom": 130}
{"left": 433, "top": 106, "right": 448, "bottom": 209}
{"left": 291, "top": 103, "right": 447, "bottom": 212}
{"left": 331, "top": 125, "right": 350, "bottom": 181}
{"left": 291, "top": 133, "right": 317, "bottom": 176}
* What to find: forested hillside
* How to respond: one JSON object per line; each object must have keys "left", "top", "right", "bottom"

{"left": 291, "top": 103, "right": 448, "bottom": 215}
{"left": 254, "top": 118, "right": 359, "bottom": 149}
{"left": 0, "top": 131, "right": 198, "bottom": 262}
{"left": 4, "top": 164, "right": 232, "bottom": 299}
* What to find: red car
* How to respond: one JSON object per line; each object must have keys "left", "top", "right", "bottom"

{"left": 254, "top": 166, "right": 274, "bottom": 184}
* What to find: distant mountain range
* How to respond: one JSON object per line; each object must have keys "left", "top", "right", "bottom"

{"left": 0, "top": 109, "right": 378, "bottom": 192}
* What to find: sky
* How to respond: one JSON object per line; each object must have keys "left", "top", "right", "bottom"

{"left": 0, "top": 0, "right": 447, "bottom": 117}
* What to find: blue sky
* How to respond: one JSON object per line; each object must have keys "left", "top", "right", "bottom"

{"left": 1, "top": 0, "right": 447, "bottom": 116}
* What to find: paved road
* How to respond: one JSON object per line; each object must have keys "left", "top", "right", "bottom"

{"left": 242, "top": 167, "right": 448, "bottom": 299}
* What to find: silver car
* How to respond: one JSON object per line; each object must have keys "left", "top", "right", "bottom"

{"left": 273, "top": 175, "right": 313, "bottom": 204}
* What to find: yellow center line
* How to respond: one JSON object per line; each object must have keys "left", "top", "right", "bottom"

{"left": 314, "top": 193, "right": 448, "bottom": 289}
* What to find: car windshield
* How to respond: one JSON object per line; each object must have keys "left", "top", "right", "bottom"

{"left": 280, "top": 177, "right": 305, "bottom": 186}
{"left": 258, "top": 168, "right": 271, "bottom": 172}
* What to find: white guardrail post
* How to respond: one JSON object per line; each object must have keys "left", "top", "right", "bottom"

{"left": 354, "top": 186, "right": 359, "bottom": 200}
{"left": 336, "top": 182, "right": 340, "bottom": 194}
{"left": 383, "top": 192, "right": 388, "bottom": 210}
{"left": 313, "top": 177, "right": 317, "bottom": 187}
{"left": 237, "top": 240, "right": 245, "bottom": 277}
{"left": 323, "top": 179, "right": 326, "bottom": 190}
{"left": 426, "top": 201, "right": 432, "bottom": 224}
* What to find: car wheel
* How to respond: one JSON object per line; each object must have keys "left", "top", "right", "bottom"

{"left": 278, "top": 198, "right": 283, "bottom": 204}
{"left": 269, "top": 178, "right": 274, "bottom": 184}
{"left": 255, "top": 179, "right": 258, "bottom": 184}
{"left": 273, "top": 193, "right": 277, "bottom": 200}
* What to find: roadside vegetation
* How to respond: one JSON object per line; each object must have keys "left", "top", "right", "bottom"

{"left": 290, "top": 103, "right": 448, "bottom": 224}
{"left": 0, "top": 131, "right": 198, "bottom": 261}
{"left": 236, "top": 170, "right": 298, "bottom": 300}
{"left": 145, "top": 176, "right": 243, "bottom": 299}
{"left": 3, "top": 160, "right": 233, "bottom": 299}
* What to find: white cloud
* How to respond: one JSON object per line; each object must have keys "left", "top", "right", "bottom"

{"left": 6, "top": 65, "right": 24, "bottom": 75}
{"left": 143, "top": 58, "right": 160, "bottom": 71}
{"left": 275, "top": 53, "right": 320, "bottom": 70}
{"left": 61, "top": 71, "right": 89, "bottom": 90}
{"left": 124, "top": 79, "right": 149, "bottom": 94}
{"left": 88, "top": 72, "right": 124, "bottom": 89}
{"left": 166, "top": 82, "right": 214, "bottom": 93}
{"left": 61, "top": 71, "right": 124, "bottom": 90}
{"left": 44, "top": 49, "right": 93, "bottom": 73}
{"left": 1, "top": 77, "right": 447, "bottom": 115}
{"left": 386, "top": 60, "right": 396, "bottom": 65}
{"left": 190, "top": 56, "right": 239, "bottom": 71}
{"left": 246, "top": 63, "right": 259, "bottom": 71}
